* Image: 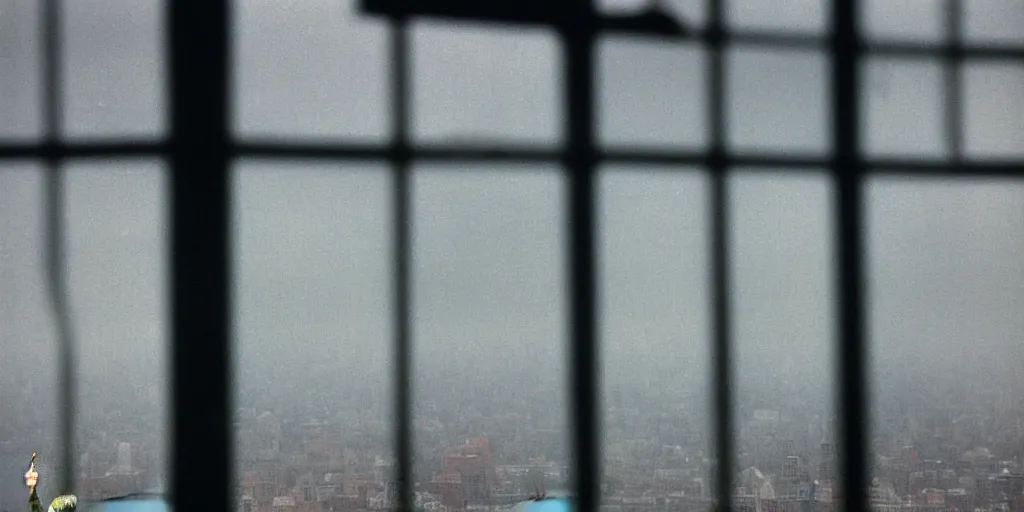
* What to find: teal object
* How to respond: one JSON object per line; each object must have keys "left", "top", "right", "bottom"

{"left": 96, "top": 502, "right": 169, "bottom": 512}
{"left": 521, "top": 497, "right": 572, "bottom": 512}
{"left": 79, "top": 499, "right": 169, "bottom": 512}
{"left": 530, "top": 500, "right": 571, "bottom": 512}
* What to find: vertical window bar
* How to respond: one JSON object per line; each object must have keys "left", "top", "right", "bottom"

{"left": 945, "top": 0, "right": 964, "bottom": 161}
{"left": 389, "top": 16, "right": 414, "bottom": 512}
{"left": 41, "top": 0, "right": 76, "bottom": 493}
{"left": 169, "top": 0, "right": 233, "bottom": 511}
{"left": 706, "top": 0, "right": 734, "bottom": 510}
{"left": 41, "top": 0, "right": 61, "bottom": 144}
{"left": 831, "top": 1, "right": 868, "bottom": 511}
{"left": 563, "top": 2, "right": 600, "bottom": 510}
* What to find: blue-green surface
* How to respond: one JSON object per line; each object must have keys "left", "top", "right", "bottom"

{"left": 82, "top": 500, "right": 169, "bottom": 512}
{"left": 521, "top": 498, "right": 572, "bottom": 512}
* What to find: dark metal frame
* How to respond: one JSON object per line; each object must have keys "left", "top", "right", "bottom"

{"left": 2, "top": 0, "right": 1022, "bottom": 511}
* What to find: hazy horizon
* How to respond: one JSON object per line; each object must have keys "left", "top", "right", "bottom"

{"left": 1, "top": 0, "right": 1022, "bottom": 509}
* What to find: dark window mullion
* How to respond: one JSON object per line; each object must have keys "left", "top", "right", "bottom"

{"left": 389, "top": 16, "right": 415, "bottom": 512}
{"left": 169, "top": 1, "right": 233, "bottom": 511}
{"left": 706, "top": 0, "right": 734, "bottom": 511}
{"left": 42, "top": 0, "right": 61, "bottom": 144}
{"left": 832, "top": 1, "right": 868, "bottom": 512}
{"left": 945, "top": 0, "right": 964, "bottom": 163}
{"left": 564, "top": 2, "right": 600, "bottom": 510}
{"left": 41, "top": 0, "right": 77, "bottom": 495}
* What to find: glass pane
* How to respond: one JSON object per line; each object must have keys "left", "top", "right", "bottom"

{"left": 964, "top": 0, "right": 1024, "bottom": 46}
{"left": 727, "top": 47, "right": 830, "bottom": 156}
{"left": 862, "top": 58, "right": 947, "bottom": 158}
{"left": 729, "top": 171, "right": 837, "bottom": 511}
{"left": 598, "top": 39, "right": 707, "bottom": 150}
{"left": 599, "top": 168, "right": 712, "bottom": 511}
{"left": 963, "top": 63, "right": 1024, "bottom": 159}
{"left": 0, "top": 1, "right": 41, "bottom": 139}
{"left": 412, "top": 166, "right": 567, "bottom": 505}
{"left": 861, "top": 0, "right": 944, "bottom": 43}
{"left": 867, "top": 177, "right": 1024, "bottom": 510}
{"left": 64, "top": 161, "right": 168, "bottom": 499}
{"left": 234, "top": 0, "right": 390, "bottom": 140}
{"left": 62, "top": 0, "right": 165, "bottom": 139}
{"left": 0, "top": 163, "right": 61, "bottom": 510}
{"left": 412, "top": 24, "right": 560, "bottom": 146}
{"left": 727, "top": 0, "right": 827, "bottom": 34}
{"left": 233, "top": 163, "right": 393, "bottom": 511}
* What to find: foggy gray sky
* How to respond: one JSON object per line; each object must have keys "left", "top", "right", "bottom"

{"left": 1, "top": 0, "right": 1023, "bottom": 504}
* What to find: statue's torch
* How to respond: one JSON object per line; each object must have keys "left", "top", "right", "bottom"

{"left": 25, "top": 452, "right": 39, "bottom": 490}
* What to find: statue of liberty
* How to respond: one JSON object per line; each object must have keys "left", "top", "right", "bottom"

{"left": 23, "top": 454, "right": 77, "bottom": 512}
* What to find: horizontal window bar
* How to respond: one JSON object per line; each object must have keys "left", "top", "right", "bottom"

{"left": 0, "top": 141, "right": 168, "bottom": 158}
{"left": 866, "top": 159, "right": 1024, "bottom": 176}
{"left": 323, "top": 9, "right": 1024, "bottom": 59}
{"left": 864, "top": 42, "right": 1024, "bottom": 60}
{"left": 2, "top": 141, "right": 1021, "bottom": 175}
{"left": 722, "top": 31, "right": 1024, "bottom": 60}
{"left": 230, "top": 142, "right": 555, "bottom": 162}
{"left": 1, "top": 142, "right": 1021, "bottom": 176}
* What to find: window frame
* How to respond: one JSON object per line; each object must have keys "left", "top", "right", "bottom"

{"left": 0, "top": 0, "right": 1022, "bottom": 511}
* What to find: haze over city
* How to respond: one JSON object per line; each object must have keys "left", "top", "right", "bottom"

{"left": 1, "top": 0, "right": 1022, "bottom": 511}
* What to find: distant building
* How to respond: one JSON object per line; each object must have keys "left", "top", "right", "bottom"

{"left": 117, "top": 442, "right": 133, "bottom": 475}
{"left": 783, "top": 456, "right": 801, "bottom": 482}
{"left": 238, "top": 493, "right": 254, "bottom": 512}
{"left": 818, "top": 443, "right": 834, "bottom": 484}
{"left": 271, "top": 496, "right": 295, "bottom": 512}
{"left": 430, "top": 437, "right": 496, "bottom": 507}
{"left": 736, "top": 467, "right": 777, "bottom": 512}
{"left": 238, "top": 411, "right": 283, "bottom": 464}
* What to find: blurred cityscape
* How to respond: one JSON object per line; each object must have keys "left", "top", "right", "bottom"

{"left": 3, "top": 377, "right": 1022, "bottom": 512}
{"left": 3, "top": 1, "right": 1022, "bottom": 511}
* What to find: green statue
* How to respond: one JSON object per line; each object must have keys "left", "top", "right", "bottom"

{"left": 24, "top": 454, "right": 78, "bottom": 512}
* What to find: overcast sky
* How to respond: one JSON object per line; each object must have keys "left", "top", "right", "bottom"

{"left": 1, "top": 0, "right": 1023, "bottom": 504}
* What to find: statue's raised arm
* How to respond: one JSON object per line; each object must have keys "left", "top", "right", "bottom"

{"left": 25, "top": 453, "right": 43, "bottom": 512}
{"left": 24, "top": 454, "right": 77, "bottom": 512}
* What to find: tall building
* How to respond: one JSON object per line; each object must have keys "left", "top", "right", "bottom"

{"left": 239, "top": 411, "right": 282, "bottom": 463}
{"left": 818, "top": 443, "right": 834, "bottom": 484}
{"left": 117, "top": 442, "right": 133, "bottom": 475}
{"left": 783, "top": 456, "right": 801, "bottom": 482}
{"left": 430, "top": 437, "right": 496, "bottom": 507}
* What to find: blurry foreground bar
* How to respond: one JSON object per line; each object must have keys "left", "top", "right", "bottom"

{"left": 169, "top": 0, "right": 232, "bottom": 511}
